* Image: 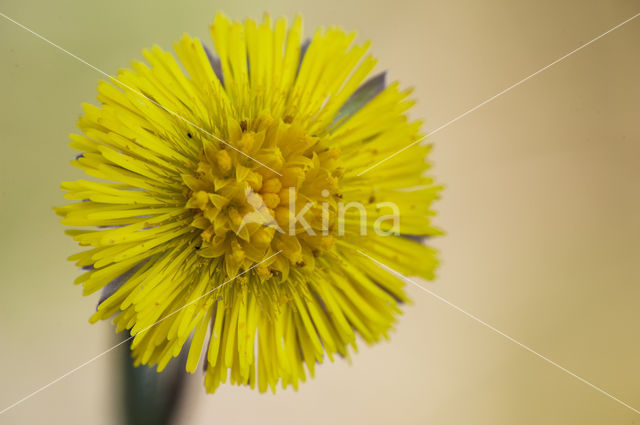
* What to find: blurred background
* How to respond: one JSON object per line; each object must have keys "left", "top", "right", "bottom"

{"left": 1, "top": 0, "right": 639, "bottom": 423}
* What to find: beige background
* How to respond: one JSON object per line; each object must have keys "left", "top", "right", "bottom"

{"left": 1, "top": 0, "right": 639, "bottom": 424}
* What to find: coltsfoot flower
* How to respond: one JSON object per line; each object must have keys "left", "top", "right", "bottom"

{"left": 56, "top": 13, "right": 441, "bottom": 393}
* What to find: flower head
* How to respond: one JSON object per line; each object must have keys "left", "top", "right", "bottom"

{"left": 56, "top": 13, "right": 441, "bottom": 393}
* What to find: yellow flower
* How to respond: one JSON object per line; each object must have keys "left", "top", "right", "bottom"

{"left": 56, "top": 13, "right": 441, "bottom": 393}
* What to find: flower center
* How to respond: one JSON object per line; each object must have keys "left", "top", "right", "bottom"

{"left": 182, "top": 114, "right": 342, "bottom": 280}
